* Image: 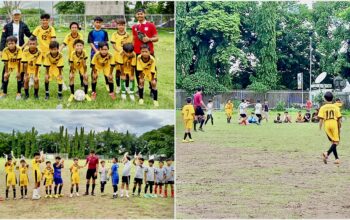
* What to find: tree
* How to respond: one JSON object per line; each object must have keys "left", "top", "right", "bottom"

{"left": 54, "top": 1, "right": 85, "bottom": 14}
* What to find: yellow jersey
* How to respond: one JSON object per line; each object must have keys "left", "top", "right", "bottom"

{"left": 225, "top": 103, "right": 234, "bottom": 113}
{"left": 182, "top": 104, "right": 195, "bottom": 120}
{"left": 5, "top": 163, "right": 15, "bottom": 174}
{"left": 18, "top": 165, "right": 29, "bottom": 186}
{"left": 136, "top": 55, "right": 157, "bottom": 81}
{"left": 21, "top": 48, "right": 42, "bottom": 74}
{"left": 32, "top": 159, "right": 41, "bottom": 171}
{"left": 69, "top": 50, "right": 88, "bottom": 74}
{"left": 43, "top": 167, "right": 54, "bottom": 179}
{"left": 91, "top": 51, "right": 115, "bottom": 75}
{"left": 32, "top": 26, "right": 56, "bottom": 54}
{"left": 70, "top": 164, "right": 80, "bottom": 174}
{"left": 318, "top": 103, "right": 342, "bottom": 127}
{"left": 63, "top": 32, "right": 84, "bottom": 57}
{"left": 18, "top": 166, "right": 29, "bottom": 175}
{"left": 110, "top": 31, "right": 133, "bottom": 54}
{"left": 43, "top": 52, "right": 64, "bottom": 74}
{"left": 115, "top": 51, "right": 136, "bottom": 75}
{"left": 1, "top": 46, "right": 22, "bottom": 71}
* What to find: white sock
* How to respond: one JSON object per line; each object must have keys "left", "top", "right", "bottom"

{"left": 120, "top": 189, "right": 123, "bottom": 195}
{"left": 125, "top": 190, "right": 129, "bottom": 196}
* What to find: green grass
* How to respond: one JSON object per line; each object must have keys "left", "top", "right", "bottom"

{"left": 0, "top": 159, "right": 174, "bottom": 218}
{"left": 176, "top": 110, "right": 350, "bottom": 218}
{"left": 0, "top": 29, "right": 174, "bottom": 109}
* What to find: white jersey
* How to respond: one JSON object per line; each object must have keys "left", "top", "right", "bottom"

{"left": 207, "top": 103, "right": 213, "bottom": 114}
{"left": 239, "top": 103, "right": 248, "bottom": 114}
{"left": 122, "top": 160, "right": 131, "bottom": 176}
{"left": 255, "top": 103, "right": 262, "bottom": 114}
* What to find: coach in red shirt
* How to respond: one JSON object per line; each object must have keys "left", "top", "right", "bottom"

{"left": 193, "top": 87, "right": 207, "bottom": 131}
{"left": 84, "top": 150, "right": 99, "bottom": 196}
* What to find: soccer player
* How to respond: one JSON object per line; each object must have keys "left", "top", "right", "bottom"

{"left": 115, "top": 43, "right": 137, "bottom": 101}
{"left": 32, "top": 151, "right": 45, "bottom": 200}
{"left": 70, "top": 158, "right": 84, "bottom": 197}
{"left": 193, "top": 87, "right": 206, "bottom": 131}
{"left": 90, "top": 42, "right": 116, "bottom": 100}
{"left": 42, "top": 161, "right": 54, "bottom": 198}
{"left": 263, "top": 100, "right": 269, "bottom": 122}
{"left": 5, "top": 156, "right": 17, "bottom": 200}
{"left": 99, "top": 160, "right": 108, "bottom": 195}
{"left": 84, "top": 150, "right": 99, "bottom": 196}
{"left": 182, "top": 97, "right": 195, "bottom": 143}
{"left": 111, "top": 19, "right": 132, "bottom": 94}
{"left": 53, "top": 156, "right": 64, "bottom": 198}
{"left": 0, "top": 36, "right": 22, "bottom": 99}
{"left": 132, "top": 154, "right": 145, "bottom": 197}
{"left": 164, "top": 158, "right": 174, "bottom": 198}
{"left": 68, "top": 39, "right": 91, "bottom": 102}
{"left": 225, "top": 100, "right": 234, "bottom": 123}
{"left": 43, "top": 41, "right": 64, "bottom": 100}
{"left": 88, "top": 16, "right": 109, "bottom": 91}
{"left": 17, "top": 159, "right": 29, "bottom": 199}
{"left": 61, "top": 22, "right": 84, "bottom": 88}
{"left": 32, "top": 13, "right": 56, "bottom": 56}
{"left": 318, "top": 92, "right": 342, "bottom": 165}
{"left": 136, "top": 44, "right": 158, "bottom": 106}
{"left": 205, "top": 99, "right": 214, "bottom": 125}
{"left": 110, "top": 157, "right": 119, "bottom": 199}
{"left": 238, "top": 99, "right": 249, "bottom": 125}
{"left": 154, "top": 161, "right": 165, "bottom": 196}
{"left": 255, "top": 100, "right": 263, "bottom": 124}
{"left": 22, "top": 36, "right": 42, "bottom": 99}
{"left": 144, "top": 159, "right": 155, "bottom": 198}
{"left": 120, "top": 153, "right": 131, "bottom": 198}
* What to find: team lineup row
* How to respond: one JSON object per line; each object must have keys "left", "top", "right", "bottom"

{"left": 3, "top": 151, "right": 175, "bottom": 200}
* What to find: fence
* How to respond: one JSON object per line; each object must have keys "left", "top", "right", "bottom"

{"left": 176, "top": 89, "right": 350, "bottom": 109}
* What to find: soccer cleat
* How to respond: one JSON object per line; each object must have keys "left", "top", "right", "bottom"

{"left": 49, "top": 195, "right": 53, "bottom": 198}
{"left": 334, "top": 159, "right": 340, "bottom": 165}
{"left": 129, "top": 94, "right": 135, "bottom": 102}
{"left": 76, "top": 193, "right": 79, "bottom": 197}
{"left": 16, "top": 93, "right": 21, "bottom": 100}
{"left": 139, "top": 99, "right": 144, "bottom": 105}
{"left": 154, "top": 100, "right": 159, "bottom": 107}
{"left": 120, "top": 194, "right": 124, "bottom": 198}
{"left": 62, "top": 82, "right": 68, "bottom": 91}
{"left": 85, "top": 94, "right": 92, "bottom": 102}
{"left": 45, "top": 94, "right": 49, "bottom": 100}
{"left": 13, "top": 197, "right": 16, "bottom": 200}
{"left": 0, "top": 94, "right": 7, "bottom": 99}
{"left": 109, "top": 92, "right": 116, "bottom": 100}
{"left": 91, "top": 92, "right": 97, "bottom": 101}
{"left": 189, "top": 139, "right": 194, "bottom": 142}
{"left": 91, "top": 192, "right": 95, "bottom": 196}
{"left": 34, "top": 95, "right": 39, "bottom": 100}
{"left": 199, "top": 128, "right": 204, "bottom": 132}
{"left": 105, "top": 84, "right": 109, "bottom": 92}
{"left": 59, "top": 194, "right": 64, "bottom": 197}
{"left": 322, "top": 152, "right": 328, "bottom": 164}
{"left": 20, "top": 196, "right": 24, "bottom": 199}
{"left": 116, "top": 87, "right": 121, "bottom": 94}
{"left": 126, "top": 194, "right": 129, "bottom": 198}
{"left": 121, "top": 94, "right": 126, "bottom": 100}
{"left": 58, "top": 95, "right": 63, "bottom": 100}
{"left": 182, "top": 139, "right": 189, "bottom": 143}
{"left": 54, "top": 194, "right": 59, "bottom": 198}
{"left": 126, "top": 87, "right": 130, "bottom": 94}
{"left": 24, "top": 94, "right": 29, "bottom": 100}
{"left": 68, "top": 94, "right": 75, "bottom": 102}
{"left": 45, "top": 195, "right": 49, "bottom": 198}
{"left": 83, "top": 192, "right": 89, "bottom": 196}
{"left": 24, "top": 195, "right": 28, "bottom": 199}
{"left": 70, "top": 194, "right": 73, "bottom": 198}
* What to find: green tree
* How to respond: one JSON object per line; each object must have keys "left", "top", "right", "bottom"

{"left": 54, "top": 1, "right": 85, "bottom": 14}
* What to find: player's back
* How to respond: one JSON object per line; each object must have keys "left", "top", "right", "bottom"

{"left": 182, "top": 104, "right": 194, "bottom": 120}
{"left": 318, "top": 103, "right": 341, "bottom": 127}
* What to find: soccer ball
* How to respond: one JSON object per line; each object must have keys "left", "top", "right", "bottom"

{"left": 74, "top": 89, "right": 85, "bottom": 101}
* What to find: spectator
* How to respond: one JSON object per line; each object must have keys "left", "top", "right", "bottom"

{"left": 304, "top": 111, "right": 311, "bottom": 123}
{"left": 311, "top": 109, "right": 319, "bottom": 123}
{"left": 295, "top": 111, "right": 304, "bottom": 123}
{"left": 305, "top": 98, "right": 312, "bottom": 111}
{"left": 274, "top": 113, "right": 282, "bottom": 123}
{"left": 283, "top": 111, "right": 292, "bottom": 123}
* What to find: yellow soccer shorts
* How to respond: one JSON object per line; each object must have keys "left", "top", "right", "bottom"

{"left": 44, "top": 178, "right": 53, "bottom": 186}
{"left": 71, "top": 174, "right": 80, "bottom": 184}
{"left": 325, "top": 125, "right": 340, "bottom": 142}
{"left": 49, "top": 72, "right": 63, "bottom": 84}
{"left": 72, "top": 67, "right": 85, "bottom": 76}
{"left": 19, "top": 174, "right": 29, "bottom": 187}
{"left": 226, "top": 111, "right": 232, "bottom": 118}
{"left": 6, "top": 173, "right": 16, "bottom": 187}
{"left": 184, "top": 119, "right": 193, "bottom": 130}
{"left": 141, "top": 71, "right": 157, "bottom": 82}
{"left": 33, "top": 170, "right": 42, "bottom": 183}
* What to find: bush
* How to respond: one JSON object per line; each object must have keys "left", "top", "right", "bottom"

{"left": 276, "top": 101, "right": 286, "bottom": 111}
{"left": 313, "top": 92, "right": 324, "bottom": 107}
{"left": 181, "top": 72, "right": 228, "bottom": 96}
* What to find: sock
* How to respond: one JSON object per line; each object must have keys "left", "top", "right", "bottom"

{"left": 21, "top": 187, "right": 24, "bottom": 197}
{"left": 54, "top": 185, "right": 57, "bottom": 195}
{"left": 188, "top": 132, "right": 192, "bottom": 139}
{"left": 113, "top": 185, "right": 117, "bottom": 194}
{"left": 150, "top": 183, "right": 153, "bottom": 194}
{"left": 194, "top": 120, "right": 198, "bottom": 130}
{"left": 130, "top": 81, "right": 135, "bottom": 94}
{"left": 59, "top": 185, "right": 63, "bottom": 194}
{"left": 333, "top": 144, "right": 339, "bottom": 159}
{"left": 92, "top": 83, "right": 96, "bottom": 92}
{"left": 104, "top": 75, "right": 108, "bottom": 85}
{"left": 183, "top": 133, "right": 188, "bottom": 140}
{"left": 154, "top": 185, "right": 158, "bottom": 194}
{"left": 49, "top": 188, "right": 52, "bottom": 195}
{"left": 6, "top": 189, "right": 8, "bottom": 198}
{"left": 125, "top": 79, "right": 129, "bottom": 88}
{"left": 17, "top": 80, "right": 22, "bottom": 93}
{"left": 84, "top": 84, "right": 88, "bottom": 94}
{"left": 76, "top": 185, "right": 79, "bottom": 193}
{"left": 3, "top": 81, "right": 8, "bottom": 94}
{"left": 171, "top": 188, "right": 174, "bottom": 197}
{"left": 138, "top": 186, "right": 141, "bottom": 195}
{"left": 34, "top": 88, "right": 39, "bottom": 96}
{"left": 133, "top": 185, "right": 136, "bottom": 194}
{"left": 25, "top": 89, "right": 29, "bottom": 96}
{"left": 86, "top": 184, "right": 89, "bottom": 194}
{"left": 116, "top": 75, "right": 120, "bottom": 87}
{"left": 71, "top": 187, "right": 73, "bottom": 194}
{"left": 92, "top": 184, "right": 95, "bottom": 193}
{"left": 159, "top": 186, "right": 162, "bottom": 194}
{"left": 46, "top": 188, "right": 48, "bottom": 195}
{"left": 138, "top": 87, "right": 144, "bottom": 99}
{"left": 125, "top": 190, "right": 129, "bottom": 196}
{"left": 120, "top": 189, "right": 124, "bottom": 195}
{"left": 58, "top": 84, "right": 63, "bottom": 97}
{"left": 80, "top": 75, "right": 84, "bottom": 86}
{"left": 70, "top": 84, "right": 74, "bottom": 94}
{"left": 25, "top": 188, "right": 27, "bottom": 196}
{"left": 109, "top": 82, "right": 114, "bottom": 93}
{"left": 152, "top": 89, "right": 158, "bottom": 101}
{"left": 145, "top": 184, "right": 148, "bottom": 194}
{"left": 200, "top": 119, "right": 204, "bottom": 128}
{"left": 13, "top": 189, "right": 16, "bottom": 198}
{"left": 45, "top": 82, "right": 49, "bottom": 96}
{"left": 121, "top": 79, "right": 126, "bottom": 94}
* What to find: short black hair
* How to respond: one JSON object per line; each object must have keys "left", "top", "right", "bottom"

{"left": 6, "top": 36, "right": 17, "bottom": 44}
{"left": 113, "top": 157, "right": 118, "bottom": 162}
{"left": 159, "top": 161, "right": 164, "bottom": 164}
{"left": 136, "top": 8, "right": 146, "bottom": 13}
{"left": 123, "top": 43, "right": 134, "bottom": 53}
{"left": 73, "top": 39, "right": 84, "bottom": 46}
{"left": 140, "top": 44, "right": 150, "bottom": 51}
{"left": 166, "top": 158, "right": 172, "bottom": 162}
{"left": 186, "top": 97, "right": 192, "bottom": 103}
{"left": 28, "top": 36, "right": 37, "bottom": 42}
{"left": 284, "top": 111, "right": 288, "bottom": 113}
{"left": 69, "top": 21, "right": 80, "bottom": 30}
{"left": 7, "top": 156, "right": 12, "bottom": 161}
{"left": 208, "top": 99, "right": 213, "bottom": 102}
{"left": 324, "top": 91, "right": 334, "bottom": 102}
{"left": 241, "top": 99, "right": 244, "bottom": 102}
{"left": 94, "top": 16, "right": 103, "bottom": 22}
{"left": 73, "top": 158, "right": 78, "bottom": 161}
{"left": 46, "top": 161, "right": 51, "bottom": 164}
{"left": 49, "top": 41, "right": 59, "bottom": 49}
{"left": 40, "top": 13, "right": 50, "bottom": 20}
{"left": 126, "top": 156, "right": 131, "bottom": 161}
{"left": 139, "top": 158, "right": 145, "bottom": 162}
{"left": 335, "top": 98, "right": 341, "bottom": 101}
{"left": 277, "top": 113, "right": 281, "bottom": 116}
{"left": 257, "top": 100, "right": 260, "bottom": 103}
{"left": 100, "top": 160, "right": 105, "bottom": 164}
{"left": 98, "top": 41, "right": 109, "bottom": 49}
{"left": 149, "top": 159, "right": 154, "bottom": 163}
{"left": 34, "top": 152, "right": 40, "bottom": 157}
{"left": 90, "top": 150, "right": 95, "bottom": 154}
{"left": 116, "top": 19, "right": 126, "bottom": 25}
{"left": 55, "top": 156, "right": 61, "bottom": 160}
{"left": 20, "top": 159, "right": 25, "bottom": 163}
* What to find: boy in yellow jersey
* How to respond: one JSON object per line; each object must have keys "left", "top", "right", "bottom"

{"left": 61, "top": 22, "right": 84, "bottom": 87}
{"left": 111, "top": 19, "right": 133, "bottom": 94}
{"left": 225, "top": 100, "right": 234, "bottom": 123}
{"left": 68, "top": 39, "right": 91, "bottom": 102}
{"left": 32, "top": 13, "right": 56, "bottom": 56}
{"left": 43, "top": 41, "right": 64, "bottom": 100}
{"left": 22, "top": 36, "right": 42, "bottom": 99}
{"left": 182, "top": 97, "right": 195, "bottom": 143}
{"left": 116, "top": 43, "right": 137, "bottom": 101}
{"left": 70, "top": 158, "right": 84, "bottom": 197}
{"left": 91, "top": 42, "right": 116, "bottom": 100}
{"left": 17, "top": 159, "right": 29, "bottom": 199}
{"left": 32, "top": 151, "right": 45, "bottom": 200}
{"left": 136, "top": 44, "right": 158, "bottom": 107}
{"left": 0, "top": 36, "right": 22, "bottom": 99}
{"left": 318, "top": 92, "right": 342, "bottom": 165}
{"left": 5, "top": 155, "right": 17, "bottom": 200}
{"left": 42, "top": 161, "right": 54, "bottom": 198}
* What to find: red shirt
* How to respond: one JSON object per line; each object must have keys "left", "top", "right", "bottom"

{"left": 86, "top": 155, "right": 99, "bottom": 169}
{"left": 132, "top": 21, "right": 158, "bottom": 54}
{"left": 306, "top": 100, "right": 312, "bottom": 110}
{"left": 193, "top": 92, "right": 203, "bottom": 108}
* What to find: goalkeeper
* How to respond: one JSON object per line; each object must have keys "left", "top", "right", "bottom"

{"left": 132, "top": 8, "right": 158, "bottom": 86}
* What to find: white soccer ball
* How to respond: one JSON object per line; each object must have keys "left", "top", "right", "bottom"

{"left": 74, "top": 89, "right": 85, "bottom": 101}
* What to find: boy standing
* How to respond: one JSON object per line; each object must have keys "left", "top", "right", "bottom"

{"left": 154, "top": 161, "right": 166, "bottom": 196}
{"left": 110, "top": 157, "right": 119, "bottom": 199}
{"left": 164, "top": 159, "right": 174, "bottom": 198}
{"left": 99, "top": 160, "right": 108, "bottom": 195}
{"left": 42, "top": 161, "right": 54, "bottom": 198}
{"left": 120, "top": 153, "right": 131, "bottom": 198}
{"left": 132, "top": 154, "right": 145, "bottom": 197}
{"left": 255, "top": 100, "right": 263, "bottom": 124}
{"left": 225, "top": 100, "right": 234, "bottom": 123}
{"left": 205, "top": 99, "right": 214, "bottom": 125}
{"left": 17, "top": 159, "right": 29, "bottom": 199}
{"left": 239, "top": 99, "right": 249, "bottom": 125}
{"left": 53, "top": 157, "right": 64, "bottom": 198}
{"left": 182, "top": 97, "right": 195, "bottom": 143}
{"left": 144, "top": 159, "right": 155, "bottom": 198}
{"left": 70, "top": 158, "right": 84, "bottom": 197}
{"left": 318, "top": 92, "right": 342, "bottom": 164}
{"left": 5, "top": 156, "right": 17, "bottom": 200}
{"left": 32, "top": 13, "right": 56, "bottom": 56}
{"left": 32, "top": 151, "right": 45, "bottom": 200}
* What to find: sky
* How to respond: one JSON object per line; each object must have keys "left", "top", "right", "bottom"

{"left": 0, "top": 110, "right": 174, "bottom": 136}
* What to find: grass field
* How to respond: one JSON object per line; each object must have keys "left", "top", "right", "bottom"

{"left": 176, "top": 109, "right": 350, "bottom": 218}
{"left": 0, "top": 28, "right": 174, "bottom": 109}
{"left": 0, "top": 158, "right": 174, "bottom": 218}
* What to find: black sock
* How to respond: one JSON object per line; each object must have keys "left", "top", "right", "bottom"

{"left": 17, "top": 80, "right": 22, "bottom": 93}
{"left": 84, "top": 84, "right": 88, "bottom": 94}
{"left": 80, "top": 75, "right": 84, "bottom": 86}
{"left": 184, "top": 133, "right": 188, "bottom": 140}
{"left": 145, "top": 184, "right": 148, "bottom": 194}
{"left": 21, "top": 187, "right": 23, "bottom": 197}
{"left": 13, "top": 189, "right": 16, "bottom": 198}
{"left": 45, "top": 82, "right": 49, "bottom": 95}
{"left": 200, "top": 119, "right": 204, "bottom": 129}
{"left": 58, "top": 185, "right": 62, "bottom": 194}
{"left": 109, "top": 82, "right": 114, "bottom": 93}
{"left": 150, "top": 183, "right": 153, "bottom": 193}
{"left": 70, "top": 84, "right": 74, "bottom": 94}
{"left": 49, "top": 188, "right": 51, "bottom": 195}
{"left": 194, "top": 120, "right": 197, "bottom": 130}
{"left": 46, "top": 188, "right": 48, "bottom": 195}
{"left": 100, "top": 181, "right": 104, "bottom": 193}
{"left": 138, "top": 186, "right": 141, "bottom": 195}
{"left": 76, "top": 185, "right": 79, "bottom": 192}
{"left": 54, "top": 185, "right": 57, "bottom": 194}
{"left": 25, "top": 188, "right": 27, "bottom": 196}
{"left": 133, "top": 185, "right": 136, "bottom": 193}
{"left": 58, "top": 84, "right": 62, "bottom": 97}
{"left": 125, "top": 79, "right": 129, "bottom": 88}
{"left": 92, "top": 83, "right": 97, "bottom": 92}
{"left": 86, "top": 184, "right": 89, "bottom": 193}
{"left": 25, "top": 89, "right": 29, "bottom": 96}
{"left": 113, "top": 185, "right": 117, "bottom": 193}
{"left": 188, "top": 132, "right": 192, "bottom": 139}
{"left": 71, "top": 187, "right": 73, "bottom": 194}
{"left": 138, "top": 87, "right": 144, "bottom": 99}
{"left": 152, "top": 89, "right": 158, "bottom": 101}
{"left": 333, "top": 144, "right": 339, "bottom": 159}
{"left": 6, "top": 189, "right": 8, "bottom": 198}
{"left": 34, "top": 88, "right": 39, "bottom": 96}
{"left": 3, "top": 81, "right": 8, "bottom": 94}
{"left": 104, "top": 75, "right": 108, "bottom": 85}
{"left": 92, "top": 184, "right": 95, "bottom": 193}
{"left": 116, "top": 75, "right": 120, "bottom": 87}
